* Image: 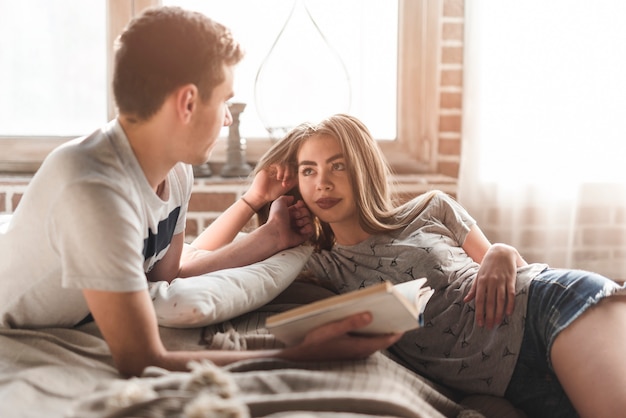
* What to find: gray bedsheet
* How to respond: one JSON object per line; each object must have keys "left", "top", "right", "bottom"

{"left": 0, "top": 283, "right": 525, "bottom": 418}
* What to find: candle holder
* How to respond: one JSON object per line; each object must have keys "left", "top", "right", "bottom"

{"left": 221, "top": 102, "right": 252, "bottom": 178}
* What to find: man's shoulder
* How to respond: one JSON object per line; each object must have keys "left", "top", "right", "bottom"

{"left": 44, "top": 123, "right": 132, "bottom": 182}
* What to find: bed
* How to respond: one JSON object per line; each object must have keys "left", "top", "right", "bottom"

{"left": 0, "top": 215, "right": 526, "bottom": 418}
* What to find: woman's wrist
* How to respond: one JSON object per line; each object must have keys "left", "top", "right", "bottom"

{"left": 241, "top": 193, "right": 266, "bottom": 213}
{"left": 240, "top": 196, "right": 259, "bottom": 213}
{"left": 488, "top": 243, "right": 521, "bottom": 264}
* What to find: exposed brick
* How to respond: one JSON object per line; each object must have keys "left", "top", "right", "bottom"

{"left": 442, "top": 22, "right": 464, "bottom": 42}
{"left": 200, "top": 215, "right": 219, "bottom": 230}
{"left": 0, "top": 179, "right": 29, "bottom": 186}
{"left": 11, "top": 193, "right": 22, "bottom": 210}
{"left": 573, "top": 249, "right": 613, "bottom": 262}
{"left": 439, "top": 114, "right": 462, "bottom": 132}
{"left": 440, "top": 92, "right": 463, "bottom": 109}
{"left": 616, "top": 207, "right": 626, "bottom": 224}
{"left": 526, "top": 249, "right": 569, "bottom": 267}
{"left": 393, "top": 191, "right": 423, "bottom": 205}
{"left": 441, "top": 69, "right": 463, "bottom": 87}
{"left": 438, "top": 138, "right": 461, "bottom": 156}
{"left": 442, "top": 46, "right": 464, "bottom": 64}
{"left": 614, "top": 249, "right": 626, "bottom": 260}
{"left": 185, "top": 218, "right": 199, "bottom": 239}
{"left": 443, "top": 0, "right": 464, "bottom": 17}
{"left": 480, "top": 227, "right": 512, "bottom": 244}
{"left": 188, "top": 192, "right": 236, "bottom": 212}
{"left": 576, "top": 206, "right": 611, "bottom": 224}
{"left": 582, "top": 227, "right": 626, "bottom": 247}
{"left": 519, "top": 228, "right": 571, "bottom": 248}
{"left": 437, "top": 161, "right": 459, "bottom": 178}
{"left": 518, "top": 206, "right": 576, "bottom": 226}
{"left": 482, "top": 209, "right": 505, "bottom": 226}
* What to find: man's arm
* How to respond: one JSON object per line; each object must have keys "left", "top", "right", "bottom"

{"left": 82, "top": 288, "right": 401, "bottom": 377}
{"left": 146, "top": 232, "right": 185, "bottom": 283}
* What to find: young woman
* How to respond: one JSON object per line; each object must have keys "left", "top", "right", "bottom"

{"left": 242, "top": 114, "right": 626, "bottom": 418}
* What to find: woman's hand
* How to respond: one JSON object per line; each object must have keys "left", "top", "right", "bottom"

{"left": 279, "top": 312, "right": 403, "bottom": 362}
{"left": 243, "top": 164, "right": 298, "bottom": 211}
{"left": 464, "top": 243, "right": 519, "bottom": 329}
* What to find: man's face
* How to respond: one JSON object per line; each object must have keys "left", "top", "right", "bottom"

{"left": 189, "top": 64, "right": 235, "bottom": 165}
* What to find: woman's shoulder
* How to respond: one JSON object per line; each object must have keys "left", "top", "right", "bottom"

{"left": 398, "top": 189, "right": 449, "bottom": 214}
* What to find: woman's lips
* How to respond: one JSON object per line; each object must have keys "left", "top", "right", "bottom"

{"left": 315, "top": 197, "right": 340, "bottom": 210}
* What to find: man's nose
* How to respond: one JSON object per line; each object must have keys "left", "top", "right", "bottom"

{"left": 223, "top": 106, "right": 233, "bottom": 127}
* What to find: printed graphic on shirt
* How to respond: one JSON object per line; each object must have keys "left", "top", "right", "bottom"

{"left": 143, "top": 206, "right": 180, "bottom": 261}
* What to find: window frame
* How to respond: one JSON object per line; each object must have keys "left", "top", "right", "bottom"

{"left": 0, "top": 0, "right": 441, "bottom": 175}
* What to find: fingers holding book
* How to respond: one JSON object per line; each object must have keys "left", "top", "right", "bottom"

{"left": 278, "top": 312, "right": 403, "bottom": 362}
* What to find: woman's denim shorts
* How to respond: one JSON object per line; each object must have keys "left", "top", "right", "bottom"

{"left": 504, "top": 268, "right": 623, "bottom": 418}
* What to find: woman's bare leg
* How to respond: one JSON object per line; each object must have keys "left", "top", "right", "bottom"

{"left": 551, "top": 295, "right": 626, "bottom": 418}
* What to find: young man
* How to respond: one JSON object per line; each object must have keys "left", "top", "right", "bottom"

{"left": 0, "top": 6, "right": 400, "bottom": 376}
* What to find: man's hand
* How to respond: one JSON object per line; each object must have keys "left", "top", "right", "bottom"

{"left": 266, "top": 195, "right": 313, "bottom": 249}
{"left": 85, "top": 289, "right": 401, "bottom": 377}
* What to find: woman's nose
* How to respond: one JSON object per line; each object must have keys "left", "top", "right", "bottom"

{"left": 316, "top": 172, "right": 333, "bottom": 190}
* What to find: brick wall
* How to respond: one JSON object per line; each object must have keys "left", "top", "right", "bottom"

{"left": 438, "top": 0, "right": 464, "bottom": 178}
{"left": 473, "top": 187, "right": 626, "bottom": 282}
{"left": 0, "top": 174, "right": 456, "bottom": 243}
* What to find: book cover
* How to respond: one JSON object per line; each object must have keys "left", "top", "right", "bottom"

{"left": 265, "top": 278, "right": 434, "bottom": 345}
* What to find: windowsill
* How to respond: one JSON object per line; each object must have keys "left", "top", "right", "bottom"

{"left": 0, "top": 136, "right": 442, "bottom": 176}
{"left": 0, "top": 172, "right": 458, "bottom": 193}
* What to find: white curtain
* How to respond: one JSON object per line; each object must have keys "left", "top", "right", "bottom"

{"left": 459, "top": 0, "right": 626, "bottom": 280}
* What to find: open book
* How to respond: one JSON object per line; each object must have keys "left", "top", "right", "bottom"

{"left": 265, "top": 278, "right": 434, "bottom": 345}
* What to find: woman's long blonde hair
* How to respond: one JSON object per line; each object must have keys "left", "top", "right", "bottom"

{"left": 256, "top": 114, "right": 437, "bottom": 250}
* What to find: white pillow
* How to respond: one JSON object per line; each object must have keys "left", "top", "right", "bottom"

{"left": 0, "top": 214, "right": 11, "bottom": 233}
{"left": 149, "top": 245, "right": 313, "bottom": 328}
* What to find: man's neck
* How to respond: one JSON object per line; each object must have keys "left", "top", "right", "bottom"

{"left": 118, "top": 115, "right": 176, "bottom": 192}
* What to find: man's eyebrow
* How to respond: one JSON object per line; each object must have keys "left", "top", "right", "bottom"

{"left": 298, "top": 153, "right": 344, "bottom": 167}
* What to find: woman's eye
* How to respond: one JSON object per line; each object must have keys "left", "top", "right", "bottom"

{"left": 300, "top": 167, "right": 314, "bottom": 176}
{"left": 332, "top": 162, "right": 346, "bottom": 171}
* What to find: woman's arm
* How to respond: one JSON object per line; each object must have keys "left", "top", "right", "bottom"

{"left": 192, "top": 166, "right": 297, "bottom": 251}
{"left": 179, "top": 195, "right": 312, "bottom": 278}
{"left": 462, "top": 225, "right": 527, "bottom": 329}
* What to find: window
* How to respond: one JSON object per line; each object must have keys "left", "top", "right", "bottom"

{"left": 0, "top": 0, "right": 441, "bottom": 175}
{"left": 165, "top": 0, "right": 398, "bottom": 141}
{"left": 0, "top": 0, "right": 107, "bottom": 136}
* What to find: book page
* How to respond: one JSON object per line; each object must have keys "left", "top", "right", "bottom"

{"left": 266, "top": 278, "right": 434, "bottom": 345}
{"left": 392, "top": 278, "right": 428, "bottom": 302}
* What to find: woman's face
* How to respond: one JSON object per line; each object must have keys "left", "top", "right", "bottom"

{"left": 297, "top": 134, "right": 360, "bottom": 230}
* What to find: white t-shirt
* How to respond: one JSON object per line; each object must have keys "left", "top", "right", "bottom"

{"left": 0, "top": 119, "right": 192, "bottom": 328}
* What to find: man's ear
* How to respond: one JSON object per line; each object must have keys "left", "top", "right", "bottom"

{"left": 176, "top": 84, "right": 198, "bottom": 123}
